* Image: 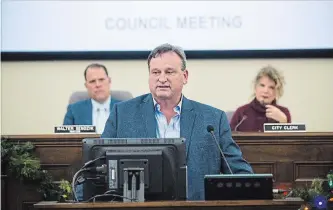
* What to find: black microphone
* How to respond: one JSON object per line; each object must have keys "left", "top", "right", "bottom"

{"left": 234, "top": 115, "right": 247, "bottom": 131}
{"left": 206, "top": 125, "right": 233, "bottom": 174}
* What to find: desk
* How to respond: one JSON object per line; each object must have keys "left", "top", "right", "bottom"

{"left": 2, "top": 132, "right": 333, "bottom": 210}
{"left": 1, "top": 175, "right": 7, "bottom": 210}
{"left": 34, "top": 199, "right": 303, "bottom": 210}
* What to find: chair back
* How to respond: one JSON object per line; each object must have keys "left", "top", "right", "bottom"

{"left": 69, "top": 90, "right": 133, "bottom": 104}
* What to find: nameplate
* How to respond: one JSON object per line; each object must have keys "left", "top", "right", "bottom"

{"left": 264, "top": 123, "right": 306, "bottom": 132}
{"left": 54, "top": 125, "right": 96, "bottom": 133}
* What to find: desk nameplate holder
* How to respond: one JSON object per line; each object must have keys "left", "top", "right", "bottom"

{"left": 264, "top": 123, "right": 306, "bottom": 133}
{"left": 54, "top": 125, "right": 96, "bottom": 133}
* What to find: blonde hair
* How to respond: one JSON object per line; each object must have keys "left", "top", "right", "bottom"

{"left": 253, "top": 65, "right": 286, "bottom": 99}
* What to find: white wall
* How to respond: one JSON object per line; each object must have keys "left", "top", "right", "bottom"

{"left": 1, "top": 58, "right": 333, "bottom": 134}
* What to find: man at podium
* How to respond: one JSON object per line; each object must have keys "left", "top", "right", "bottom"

{"left": 101, "top": 43, "right": 253, "bottom": 200}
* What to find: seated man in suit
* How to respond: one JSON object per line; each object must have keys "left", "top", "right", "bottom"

{"left": 63, "top": 63, "right": 120, "bottom": 201}
{"left": 102, "top": 43, "right": 253, "bottom": 200}
{"left": 63, "top": 63, "right": 120, "bottom": 134}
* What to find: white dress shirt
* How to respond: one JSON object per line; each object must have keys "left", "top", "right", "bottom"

{"left": 91, "top": 96, "right": 111, "bottom": 134}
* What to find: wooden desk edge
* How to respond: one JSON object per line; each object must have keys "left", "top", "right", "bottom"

{"left": 2, "top": 132, "right": 333, "bottom": 139}
{"left": 34, "top": 199, "right": 304, "bottom": 208}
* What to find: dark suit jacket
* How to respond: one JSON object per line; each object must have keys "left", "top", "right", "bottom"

{"left": 63, "top": 98, "right": 120, "bottom": 125}
{"left": 101, "top": 94, "right": 253, "bottom": 200}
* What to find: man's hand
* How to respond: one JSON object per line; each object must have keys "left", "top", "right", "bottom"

{"left": 265, "top": 105, "right": 287, "bottom": 123}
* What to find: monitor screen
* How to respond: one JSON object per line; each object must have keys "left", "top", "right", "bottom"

{"left": 2, "top": 1, "right": 333, "bottom": 60}
{"left": 81, "top": 138, "right": 186, "bottom": 202}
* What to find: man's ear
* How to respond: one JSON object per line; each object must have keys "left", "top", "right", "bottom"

{"left": 108, "top": 77, "right": 111, "bottom": 84}
{"left": 84, "top": 82, "right": 88, "bottom": 89}
{"left": 183, "top": 70, "right": 189, "bottom": 85}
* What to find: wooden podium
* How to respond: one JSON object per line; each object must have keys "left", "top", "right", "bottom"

{"left": 2, "top": 132, "right": 332, "bottom": 210}
{"left": 34, "top": 199, "right": 303, "bottom": 210}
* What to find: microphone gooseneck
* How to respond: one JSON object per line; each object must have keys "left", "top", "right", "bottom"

{"left": 206, "top": 125, "right": 233, "bottom": 174}
{"left": 234, "top": 115, "right": 248, "bottom": 131}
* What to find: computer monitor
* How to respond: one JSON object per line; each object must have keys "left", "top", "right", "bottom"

{"left": 81, "top": 138, "right": 186, "bottom": 202}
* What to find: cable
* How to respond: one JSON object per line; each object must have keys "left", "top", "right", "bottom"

{"left": 82, "top": 190, "right": 138, "bottom": 203}
{"left": 81, "top": 156, "right": 106, "bottom": 170}
{"left": 72, "top": 156, "right": 106, "bottom": 202}
{"left": 72, "top": 168, "right": 87, "bottom": 202}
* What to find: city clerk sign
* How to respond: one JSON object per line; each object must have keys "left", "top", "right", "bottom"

{"left": 264, "top": 123, "right": 306, "bottom": 132}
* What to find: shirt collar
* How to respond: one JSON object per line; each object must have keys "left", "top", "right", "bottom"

{"left": 91, "top": 95, "right": 111, "bottom": 111}
{"left": 153, "top": 95, "right": 183, "bottom": 114}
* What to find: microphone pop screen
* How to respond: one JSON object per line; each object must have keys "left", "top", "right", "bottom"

{"left": 207, "top": 125, "right": 214, "bottom": 133}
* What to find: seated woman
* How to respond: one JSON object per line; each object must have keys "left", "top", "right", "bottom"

{"left": 230, "top": 65, "right": 291, "bottom": 132}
